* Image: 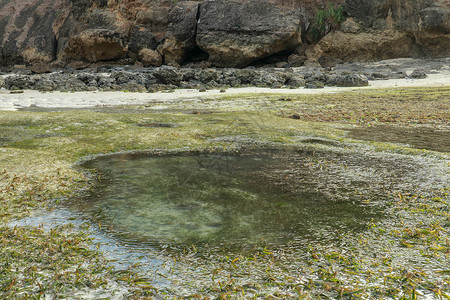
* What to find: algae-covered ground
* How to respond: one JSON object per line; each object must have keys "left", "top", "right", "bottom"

{"left": 0, "top": 87, "right": 449, "bottom": 299}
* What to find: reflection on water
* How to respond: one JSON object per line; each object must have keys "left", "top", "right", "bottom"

{"left": 73, "top": 150, "right": 392, "bottom": 251}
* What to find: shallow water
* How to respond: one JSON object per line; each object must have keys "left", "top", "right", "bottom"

{"left": 11, "top": 146, "right": 448, "bottom": 296}
{"left": 72, "top": 149, "right": 397, "bottom": 252}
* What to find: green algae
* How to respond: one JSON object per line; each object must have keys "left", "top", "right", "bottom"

{"left": 0, "top": 86, "right": 449, "bottom": 298}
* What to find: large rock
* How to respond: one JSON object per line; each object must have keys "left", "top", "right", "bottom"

{"left": 196, "top": 0, "right": 302, "bottom": 67}
{"left": 314, "top": 30, "right": 416, "bottom": 61}
{"left": 63, "top": 29, "right": 128, "bottom": 63}
{"left": 415, "top": 0, "right": 450, "bottom": 57}
{"left": 55, "top": 0, "right": 174, "bottom": 63}
{"left": 309, "top": 0, "right": 449, "bottom": 62}
{"left": 0, "top": 0, "right": 69, "bottom": 66}
{"left": 160, "top": 1, "right": 200, "bottom": 65}
{"left": 326, "top": 0, "right": 450, "bottom": 60}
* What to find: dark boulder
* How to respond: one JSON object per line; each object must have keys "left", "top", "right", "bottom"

{"left": 196, "top": 0, "right": 302, "bottom": 67}
{"left": 161, "top": 1, "right": 200, "bottom": 65}
{"left": 153, "top": 66, "right": 183, "bottom": 86}
{"left": 128, "top": 27, "right": 158, "bottom": 57}
{"left": 333, "top": 74, "right": 369, "bottom": 87}
{"left": 0, "top": 0, "right": 64, "bottom": 66}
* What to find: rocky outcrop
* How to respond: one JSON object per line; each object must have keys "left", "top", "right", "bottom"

{"left": 160, "top": 1, "right": 200, "bottom": 65}
{"left": 196, "top": 0, "right": 302, "bottom": 67}
{"left": 0, "top": 0, "right": 69, "bottom": 66}
{"left": 415, "top": 0, "right": 450, "bottom": 57}
{"left": 311, "top": 0, "right": 450, "bottom": 62}
{"left": 128, "top": 26, "right": 158, "bottom": 58}
{"left": 313, "top": 29, "right": 417, "bottom": 62}
{"left": 63, "top": 29, "right": 128, "bottom": 63}
{"left": 0, "top": 0, "right": 448, "bottom": 69}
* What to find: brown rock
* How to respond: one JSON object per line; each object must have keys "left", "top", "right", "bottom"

{"left": 64, "top": 29, "right": 127, "bottom": 63}
{"left": 28, "top": 62, "right": 51, "bottom": 74}
{"left": 314, "top": 30, "right": 416, "bottom": 62}
{"left": 0, "top": 0, "right": 66, "bottom": 66}
{"left": 139, "top": 48, "right": 163, "bottom": 67}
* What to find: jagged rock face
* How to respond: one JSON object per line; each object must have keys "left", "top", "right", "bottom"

{"left": 56, "top": 0, "right": 174, "bottom": 62}
{"left": 314, "top": 0, "right": 450, "bottom": 61}
{"left": 0, "top": 0, "right": 69, "bottom": 66}
{"left": 160, "top": 1, "right": 200, "bottom": 65}
{"left": 0, "top": 0, "right": 448, "bottom": 68}
{"left": 196, "top": 0, "right": 302, "bottom": 67}
{"left": 128, "top": 26, "right": 158, "bottom": 57}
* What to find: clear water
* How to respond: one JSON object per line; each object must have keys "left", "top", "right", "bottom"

{"left": 72, "top": 149, "right": 388, "bottom": 251}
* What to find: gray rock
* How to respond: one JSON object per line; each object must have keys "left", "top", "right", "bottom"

{"left": 34, "top": 79, "right": 56, "bottom": 91}
{"left": 410, "top": 69, "right": 427, "bottom": 79}
{"left": 305, "top": 81, "right": 324, "bottom": 89}
{"left": 128, "top": 27, "right": 158, "bottom": 56}
{"left": 333, "top": 74, "right": 369, "bottom": 87}
{"left": 4, "top": 76, "right": 36, "bottom": 90}
{"left": 288, "top": 54, "right": 306, "bottom": 67}
{"left": 199, "top": 68, "right": 222, "bottom": 84}
{"left": 196, "top": 0, "right": 302, "bottom": 67}
{"left": 153, "top": 66, "right": 183, "bottom": 85}
{"left": 56, "top": 78, "right": 88, "bottom": 92}
{"left": 286, "top": 73, "right": 306, "bottom": 87}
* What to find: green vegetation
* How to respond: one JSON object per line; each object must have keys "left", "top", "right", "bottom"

{"left": 0, "top": 87, "right": 449, "bottom": 298}
{"left": 311, "top": 2, "right": 345, "bottom": 42}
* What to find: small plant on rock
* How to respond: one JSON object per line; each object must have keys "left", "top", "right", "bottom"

{"left": 311, "top": 3, "right": 345, "bottom": 42}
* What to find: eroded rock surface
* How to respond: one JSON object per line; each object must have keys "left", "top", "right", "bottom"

{"left": 312, "top": 0, "right": 450, "bottom": 61}
{"left": 63, "top": 29, "right": 128, "bottom": 63}
{"left": 196, "top": 0, "right": 302, "bottom": 67}
{"left": 0, "top": 0, "right": 448, "bottom": 69}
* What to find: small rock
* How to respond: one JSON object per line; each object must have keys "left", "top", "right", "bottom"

{"left": 410, "top": 69, "right": 427, "bottom": 79}
{"left": 288, "top": 54, "right": 306, "bottom": 67}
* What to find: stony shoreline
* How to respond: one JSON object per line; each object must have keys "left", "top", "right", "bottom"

{"left": 1, "top": 58, "right": 449, "bottom": 112}
{"left": 1, "top": 58, "right": 448, "bottom": 93}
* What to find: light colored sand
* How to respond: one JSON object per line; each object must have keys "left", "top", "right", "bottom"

{"left": 0, "top": 69, "right": 449, "bottom": 111}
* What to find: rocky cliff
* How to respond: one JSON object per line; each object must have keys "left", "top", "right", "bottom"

{"left": 0, "top": 0, "right": 448, "bottom": 70}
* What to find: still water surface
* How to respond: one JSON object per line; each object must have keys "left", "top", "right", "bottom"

{"left": 73, "top": 150, "right": 387, "bottom": 251}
